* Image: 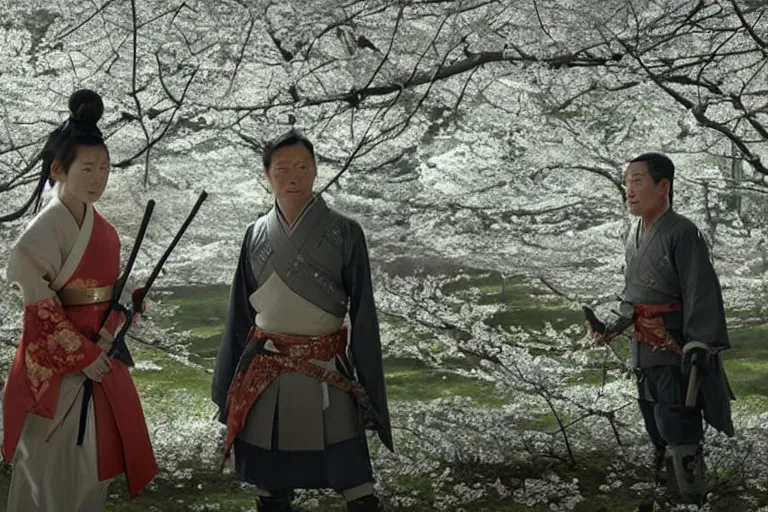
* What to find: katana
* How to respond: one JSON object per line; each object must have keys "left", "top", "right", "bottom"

{"left": 109, "top": 191, "right": 208, "bottom": 364}
{"left": 104, "top": 199, "right": 156, "bottom": 366}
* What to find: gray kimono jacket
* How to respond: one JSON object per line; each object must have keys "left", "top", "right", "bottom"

{"left": 212, "top": 196, "right": 393, "bottom": 452}
{"left": 623, "top": 208, "right": 734, "bottom": 436}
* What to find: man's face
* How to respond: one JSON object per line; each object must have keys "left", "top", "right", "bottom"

{"left": 624, "top": 161, "right": 668, "bottom": 217}
{"left": 265, "top": 143, "right": 316, "bottom": 207}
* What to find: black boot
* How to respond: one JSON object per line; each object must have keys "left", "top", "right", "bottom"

{"left": 347, "top": 495, "right": 381, "bottom": 512}
{"left": 256, "top": 494, "right": 293, "bottom": 512}
{"left": 666, "top": 444, "right": 707, "bottom": 505}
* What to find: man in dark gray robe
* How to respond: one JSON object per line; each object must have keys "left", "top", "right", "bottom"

{"left": 592, "top": 153, "right": 734, "bottom": 505}
{"left": 212, "top": 130, "right": 393, "bottom": 512}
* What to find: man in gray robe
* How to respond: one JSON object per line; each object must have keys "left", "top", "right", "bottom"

{"left": 212, "top": 130, "right": 393, "bottom": 512}
{"left": 592, "top": 153, "right": 734, "bottom": 505}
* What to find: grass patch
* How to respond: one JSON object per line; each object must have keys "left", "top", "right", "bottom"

{"left": 154, "top": 285, "right": 230, "bottom": 368}
{"left": 151, "top": 287, "right": 511, "bottom": 406}
{"left": 443, "top": 274, "right": 583, "bottom": 330}
{"left": 3, "top": 280, "right": 766, "bottom": 512}
{"left": 130, "top": 344, "right": 211, "bottom": 401}
{"left": 389, "top": 474, "right": 436, "bottom": 503}
{"left": 720, "top": 325, "right": 768, "bottom": 399}
{"left": 158, "top": 284, "right": 231, "bottom": 321}
{"left": 186, "top": 335, "right": 224, "bottom": 368}
{"left": 487, "top": 308, "right": 583, "bottom": 331}
{"left": 567, "top": 368, "right": 608, "bottom": 387}
{"left": 516, "top": 412, "right": 567, "bottom": 432}
{"left": 149, "top": 283, "right": 768, "bottom": 411}
{"left": 385, "top": 358, "right": 510, "bottom": 407}
{"left": 104, "top": 471, "right": 256, "bottom": 511}
{"left": 729, "top": 302, "right": 768, "bottom": 322}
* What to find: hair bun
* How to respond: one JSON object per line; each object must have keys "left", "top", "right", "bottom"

{"left": 68, "top": 89, "right": 104, "bottom": 124}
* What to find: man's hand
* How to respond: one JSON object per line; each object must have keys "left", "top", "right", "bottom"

{"left": 590, "top": 327, "right": 618, "bottom": 344}
{"left": 584, "top": 306, "right": 617, "bottom": 344}
{"left": 682, "top": 342, "right": 710, "bottom": 376}
{"left": 584, "top": 305, "right": 634, "bottom": 345}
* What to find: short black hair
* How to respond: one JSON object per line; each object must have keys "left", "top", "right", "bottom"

{"left": 630, "top": 152, "right": 675, "bottom": 206}
{"left": 262, "top": 129, "right": 315, "bottom": 170}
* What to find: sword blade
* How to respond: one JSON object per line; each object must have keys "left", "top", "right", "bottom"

{"left": 134, "top": 191, "right": 208, "bottom": 305}
{"left": 108, "top": 191, "right": 208, "bottom": 365}
{"left": 103, "top": 199, "right": 155, "bottom": 327}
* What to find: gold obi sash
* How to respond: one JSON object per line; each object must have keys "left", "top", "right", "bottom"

{"left": 58, "top": 284, "right": 114, "bottom": 306}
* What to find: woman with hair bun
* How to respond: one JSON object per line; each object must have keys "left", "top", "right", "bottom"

{"left": 2, "top": 90, "right": 157, "bottom": 511}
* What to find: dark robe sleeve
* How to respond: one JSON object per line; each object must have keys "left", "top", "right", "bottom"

{"left": 672, "top": 225, "right": 730, "bottom": 349}
{"left": 212, "top": 224, "right": 258, "bottom": 423}
{"left": 673, "top": 224, "right": 735, "bottom": 435}
{"left": 342, "top": 221, "right": 394, "bottom": 452}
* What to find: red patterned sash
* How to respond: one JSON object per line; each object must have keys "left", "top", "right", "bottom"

{"left": 222, "top": 327, "right": 360, "bottom": 465}
{"left": 633, "top": 302, "right": 683, "bottom": 355}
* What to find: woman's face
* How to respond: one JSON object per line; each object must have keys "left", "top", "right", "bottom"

{"left": 51, "top": 145, "right": 111, "bottom": 205}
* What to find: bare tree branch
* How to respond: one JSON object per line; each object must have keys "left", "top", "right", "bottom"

{"left": 206, "top": 47, "right": 625, "bottom": 114}
{"left": 56, "top": 0, "right": 118, "bottom": 40}
{"left": 729, "top": 0, "right": 767, "bottom": 49}
{"left": 226, "top": 14, "right": 256, "bottom": 95}
{"left": 113, "top": 66, "right": 200, "bottom": 170}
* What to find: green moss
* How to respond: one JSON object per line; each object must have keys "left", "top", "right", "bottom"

{"left": 155, "top": 284, "right": 228, "bottom": 328}
{"left": 516, "top": 412, "right": 570, "bottom": 432}
{"left": 567, "top": 368, "right": 607, "bottom": 387}
{"left": 385, "top": 359, "right": 509, "bottom": 407}
{"left": 389, "top": 474, "right": 436, "bottom": 502}
{"left": 152, "top": 285, "right": 230, "bottom": 369}
{"left": 487, "top": 307, "right": 583, "bottom": 331}
{"left": 104, "top": 471, "right": 256, "bottom": 511}
{"left": 131, "top": 345, "right": 211, "bottom": 401}
{"left": 443, "top": 274, "right": 583, "bottom": 330}
{"left": 720, "top": 325, "right": 768, "bottom": 398}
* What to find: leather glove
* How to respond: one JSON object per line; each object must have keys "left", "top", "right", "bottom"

{"left": 605, "top": 312, "right": 634, "bottom": 337}
{"left": 584, "top": 305, "right": 634, "bottom": 343}
{"left": 682, "top": 342, "right": 710, "bottom": 376}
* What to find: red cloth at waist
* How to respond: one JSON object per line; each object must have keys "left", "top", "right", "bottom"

{"left": 222, "top": 326, "right": 360, "bottom": 466}
{"left": 633, "top": 302, "right": 683, "bottom": 355}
